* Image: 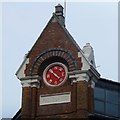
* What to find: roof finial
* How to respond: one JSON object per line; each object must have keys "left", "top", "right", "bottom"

{"left": 55, "top": 4, "right": 65, "bottom": 27}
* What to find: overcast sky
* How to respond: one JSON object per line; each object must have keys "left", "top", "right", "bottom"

{"left": 1, "top": 1, "right": 118, "bottom": 119}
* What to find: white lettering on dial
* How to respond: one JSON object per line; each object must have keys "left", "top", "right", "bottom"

{"left": 47, "top": 74, "right": 50, "bottom": 78}
{"left": 59, "top": 67, "right": 63, "bottom": 71}
{"left": 62, "top": 72, "right": 65, "bottom": 77}
{"left": 48, "top": 79, "right": 52, "bottom": 83}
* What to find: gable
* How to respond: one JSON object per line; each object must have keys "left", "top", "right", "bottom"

{"left": 27, "top": 14, "right": 81, "bottom": 58}
{"left": 16, "top": 6, "right": 99, "bottom": 80}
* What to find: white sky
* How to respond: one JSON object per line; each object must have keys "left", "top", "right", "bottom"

{"left": 1, "top": 1, "right": 118, "bottom": 119}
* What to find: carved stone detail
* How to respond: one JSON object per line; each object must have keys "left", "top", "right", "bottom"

{"left": 20, "top": 75, "right": 40, "bottom": 88}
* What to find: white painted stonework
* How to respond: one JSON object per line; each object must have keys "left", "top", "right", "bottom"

{"left": 20, "top": 75, "right": 40, "bottom": 88}
{"left": 78, "top": 43, "right": 97, "bottom": 71}
{"left": 82, "top": 43, "right": 96, "bottom": 68}
{"left": 69, "top": 72, "right": 89, "bottom": 82}
{"left": 78, "top": 51, "right": 90, "bottom": 70}
{"left": 90, "top": 80, "right": 95, "bottom": 88}
{"left": 40, "top": 92, "right": 71, "bottom": 105}
{"left": 69, "top": 72, "right": 95, "bottom": 88}
{"left": 68, "top": 69, "right": 99, "bottom": 88}
{"left": 16, "top": 57, "right": 29, "bottom": 79}
{"left": 21, "top": 80, "right": 31, "bottom": 87}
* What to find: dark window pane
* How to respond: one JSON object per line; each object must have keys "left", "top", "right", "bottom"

{"left": 106, "top": 103, "right": 118, "bottom": 117}
{"left": 94, "top": 87, "right": 105, "bottom": 100}
{"left": 106, "top": 90, "right": 118, "bottom": 104}
{"left": 118, "top": 93, "right": 120, "bottom": 104}
{"left": 119, "top": 102, "right": 120, "bottom": 117}
{"left": 95, "top": 100, "right": 105, "bottom": 113}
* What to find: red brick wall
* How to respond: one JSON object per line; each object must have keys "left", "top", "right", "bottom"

{"left": 21, "top": 21, "right": 94, "bottom": 119}
{"left": 25, "top": 22, "right": 81, "bottom": 76}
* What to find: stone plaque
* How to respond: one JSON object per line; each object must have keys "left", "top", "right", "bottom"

{"left": 40, "top": 92, "right": 71, "bottom": 105}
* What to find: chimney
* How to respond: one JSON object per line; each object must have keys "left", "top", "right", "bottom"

{"left": 83, "top": 43, "right": 96, "bottom": 68}
{"left": 55, "top": 4, "right": 65, "bottom": 26}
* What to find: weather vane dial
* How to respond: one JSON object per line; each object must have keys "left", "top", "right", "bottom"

{"left": 43, "top": 62, "right": 68, "bottom": 87}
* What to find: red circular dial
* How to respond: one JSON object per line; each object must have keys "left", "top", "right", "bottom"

{"left": 43, "top": 62, "right": 68, "bottom": 87}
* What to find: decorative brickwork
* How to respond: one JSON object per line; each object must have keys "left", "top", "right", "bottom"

{"left": 30, "top": 48, "right": 77, "bottom": 76}
{"left": 16, "top": 4, "right": 100, "bottom": 119}
{"left": 24, "top": 21, "right": 82, "bottom": 76}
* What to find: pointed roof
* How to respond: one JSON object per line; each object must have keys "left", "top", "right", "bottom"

{"left": 26, "top": 10, "right": 81, "bottom": 58}
{"left": 16, "top": 4, "right": 100, "bottom": 80}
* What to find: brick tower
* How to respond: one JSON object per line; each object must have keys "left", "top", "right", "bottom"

{"left": 16, "top": 4, "right": 100, "bottom": 119}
